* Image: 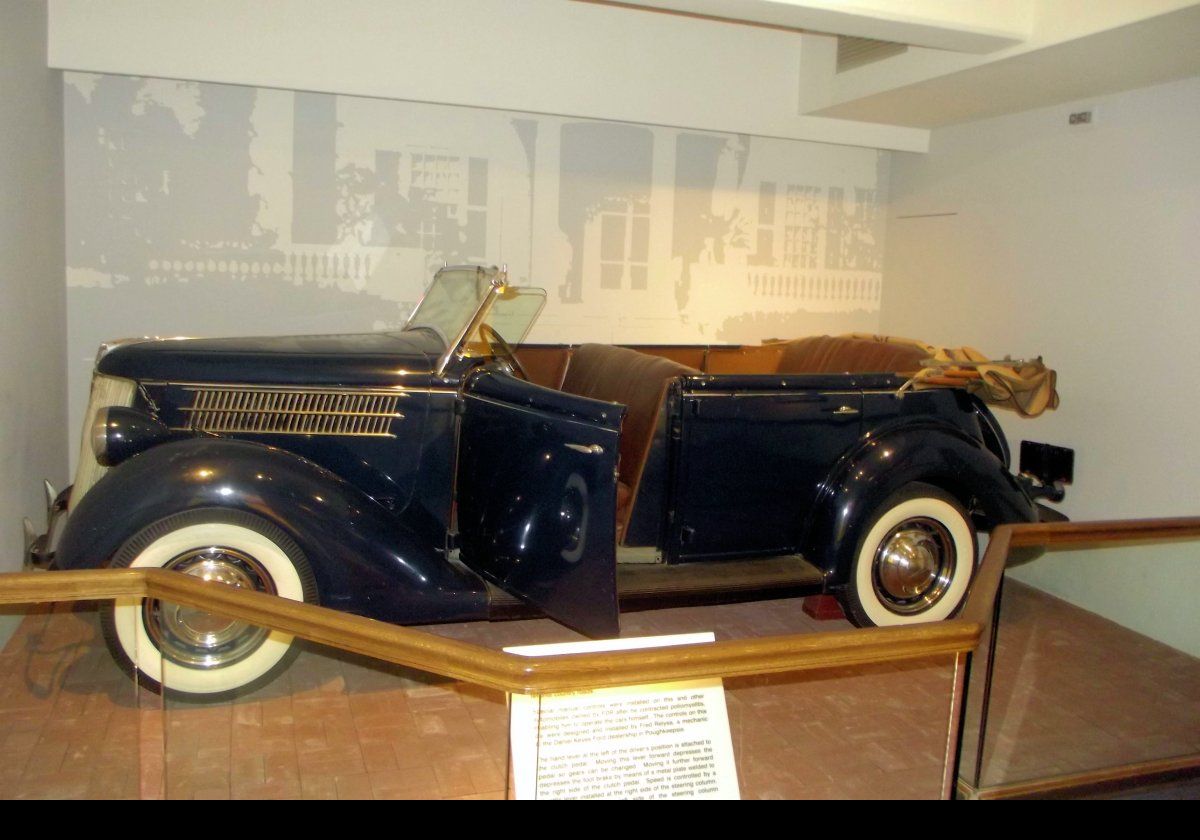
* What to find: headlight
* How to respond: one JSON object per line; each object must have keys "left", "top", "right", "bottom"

{"left": 71, "top": 374, "right": 137, "bottom": 512}
{"left": 90, "top": 407, "right": 113, "bottom": 465}
{"left": 91, "top": 406, "right": 171, "bottom": 467}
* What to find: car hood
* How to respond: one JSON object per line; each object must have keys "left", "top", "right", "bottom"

{"left": 95, "top": 329, "right": 446, "bottom": 387}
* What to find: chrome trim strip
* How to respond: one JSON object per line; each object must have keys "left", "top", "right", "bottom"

{"left": 687, "top": 390, "right": 859, "bottom": 398}
{"left": 141, "top": 381, "right": 459, "bottom": 396}
{"left": 95, "top": 336, "right": 198, "bottom": 366}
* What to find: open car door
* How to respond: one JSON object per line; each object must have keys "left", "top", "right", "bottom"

{"left": 456, "top": 369, "right": 622, "bottom": 637}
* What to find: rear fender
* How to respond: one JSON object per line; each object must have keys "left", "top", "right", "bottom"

{"left": 56, "top": 438, "right": 488, "bottom": 624}
{"left": 801, "top": 422, "right": 1037, "bottom": 585}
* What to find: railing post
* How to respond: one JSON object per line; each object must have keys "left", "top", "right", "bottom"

{"left": 970, "top": 574, "right": 1006, "bottom": 790}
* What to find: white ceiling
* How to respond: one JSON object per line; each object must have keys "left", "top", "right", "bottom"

{"left": 615, "top": 0, "right": 1200, "bottom": 128}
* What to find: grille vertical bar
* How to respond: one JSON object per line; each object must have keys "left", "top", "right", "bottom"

{"left": 177, "top": 387, "right": 405, "bottom": 437}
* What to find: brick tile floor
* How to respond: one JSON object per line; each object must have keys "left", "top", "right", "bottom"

{"left": 0, "top": 581, "right": 1196, "bottom": 799}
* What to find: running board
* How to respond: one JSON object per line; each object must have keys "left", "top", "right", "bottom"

{"left": 487, "top": 555, "right": 825, "bottom": 619}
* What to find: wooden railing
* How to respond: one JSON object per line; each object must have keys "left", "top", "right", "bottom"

{"left": 0, "top": 566, "right": 977, "bottom": 694}
{"left": 1, "top": 517, "right": 1195, "bottom": 694}
{"left": 960, "top": 516, "right": 1200, "bottom": 627}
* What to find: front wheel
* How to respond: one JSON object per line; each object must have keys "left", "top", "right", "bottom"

{"left": 841, "top": 483, "right": 976, "bottom": 627}
{"left": 101, "top": 509, "right": 318, "bottom": 700}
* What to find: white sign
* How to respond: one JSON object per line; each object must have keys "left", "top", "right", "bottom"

{"left": 507, "top": 633, "right": 740, "bottom": 800}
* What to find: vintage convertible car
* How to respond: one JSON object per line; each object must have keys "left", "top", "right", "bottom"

{"left": 25, "top": 265, "right": 1071, "bottom": 698}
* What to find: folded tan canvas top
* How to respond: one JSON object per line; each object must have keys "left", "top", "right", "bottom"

{"left": 841, "top": 333, "right": 1060, "bottom": 418}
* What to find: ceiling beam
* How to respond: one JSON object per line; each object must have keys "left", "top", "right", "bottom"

{"left": 806, "top": 2, "right": 1200, "bottom": 128}
{"left": 812, "top": 4, "right": 1200, "bottom": 128}
{"left": 608, "top": 0, "right": 1029, "bottom": 53}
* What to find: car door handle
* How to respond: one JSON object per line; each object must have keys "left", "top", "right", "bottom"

{"left": 564, "top": 443, "right": 605, "bottom": 455}
{"left": 830, "top": 405, "right": 860, "bottom": 416}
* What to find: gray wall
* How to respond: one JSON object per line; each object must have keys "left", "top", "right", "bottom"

{"left": 63, "top": 73, "right": 891, "bottom": 457}
{"left": 0, "top": 0, "right": 67, "bottom": 641}
{"left": 883, "top": 77, "right": 1200, "bottom": 655}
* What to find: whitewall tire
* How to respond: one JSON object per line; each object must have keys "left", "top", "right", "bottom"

{"left": 101, "top": 509, "right": 317, "bottom": 699}
{"left": 842, "top": 484, "right": 976, "bottom": 628}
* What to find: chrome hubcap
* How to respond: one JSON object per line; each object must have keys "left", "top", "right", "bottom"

{"left": 872, "top": 518, "right": 956, "bottom": 615}
{"left": 144, "top": 547, "right": 275, "bottom": 669}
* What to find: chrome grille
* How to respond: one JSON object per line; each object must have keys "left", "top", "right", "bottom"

{"left": 177, "top": 387, "right": 405, "bottom": 437}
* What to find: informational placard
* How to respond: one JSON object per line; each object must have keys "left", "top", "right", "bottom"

{"left": 507, "top": 633, "right": 740, "bottom": 800}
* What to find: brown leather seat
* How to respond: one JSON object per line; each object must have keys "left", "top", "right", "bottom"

{"left": 560, "top": 344, "right": 699, "bottom": 539}
{"left": 512, "top": 346, "right": 572, "bottom": 389}
{"left": 774, "top": 335, "right": 928, "bottom": 375}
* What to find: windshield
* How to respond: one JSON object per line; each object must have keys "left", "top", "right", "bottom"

{"left": 405, "top": 265, "right": 546, "bottom": 367}
{"left": 463, "top": 284, "right": 547, "bottom": 355}
{"left": 405, "top": 266, "right": 494, "bottom": 345}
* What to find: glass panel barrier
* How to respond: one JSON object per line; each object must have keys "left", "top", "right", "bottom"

{"left": 0, "top": 572, "right": 977, "bottom": 800}
{"left": 146, "top": 594, "right": 969, "bottom": 799}
{"left": 9, "top": 525, "right": 1196, "bottom": 802}
{"left": 960, "top": 536, "right": 1200, "bottom": 798}
{"left": 425, "top": 598, "right": 963, "bottom": 800}
{"left": 160, "top": 615, "right": 511, "bottom": 800}
{"left": 727, "top": 655, "right": 961, "bottom": 799}
{"left": 0, "top": 601, "right": 159, "bottom": 800}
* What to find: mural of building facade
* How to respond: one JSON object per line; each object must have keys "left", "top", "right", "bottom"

{"left": 64, "top": 72, "right": 889, "bottom": 440}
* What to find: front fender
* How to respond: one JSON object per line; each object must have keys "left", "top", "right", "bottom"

{"left": 57, "top": 438, "right": 488, "bottom": 625}
{"left": 801, "top": 421, "right": 1037, "bottom": 584}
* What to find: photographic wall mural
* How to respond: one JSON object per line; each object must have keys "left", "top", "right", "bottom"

{"left": 64, "top": 72, "right": 889, "bottom": 449}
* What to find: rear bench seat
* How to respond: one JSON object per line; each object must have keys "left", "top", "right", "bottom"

{"left": 539, "top": 336, "right": 924, "bottom": 544}
{"left": 773, "top": 335, "right": 928, "bottom": 375}
{"left": 560, "top": 344, "right": 699, "bottom": 540}
{"left": 639, "top": 335, "right": 927, "bottom": 376}
{"left": 515, "top": 335, "right": 929, "bottom": 387}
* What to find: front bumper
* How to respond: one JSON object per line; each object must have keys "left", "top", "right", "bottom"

{"left": 23, "top": 481, "right": 69, "bottom": 571}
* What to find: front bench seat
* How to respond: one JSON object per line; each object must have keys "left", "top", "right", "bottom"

{"left": 560, "top": 344, "right": 699, "bottom": 541}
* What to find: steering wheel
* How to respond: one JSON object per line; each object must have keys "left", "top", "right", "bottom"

{"left": 478, "top": 323, "right": 530, "bottom": 381}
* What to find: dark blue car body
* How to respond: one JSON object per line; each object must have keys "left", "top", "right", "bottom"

{"left": 33, "top": 266, "right": 1065, "bottom": 696}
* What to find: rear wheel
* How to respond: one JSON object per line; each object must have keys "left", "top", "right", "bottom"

{"left": 101, "top": 509, "right": 317, "bottom": 700}
{"left": 842, "top": 483, "right": 976, "bottom": 627}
